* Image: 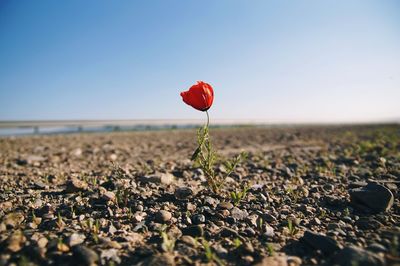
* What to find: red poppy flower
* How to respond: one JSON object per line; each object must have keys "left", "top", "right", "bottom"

{"left": 180, "top": 81, "right": 214, "bottom": 111}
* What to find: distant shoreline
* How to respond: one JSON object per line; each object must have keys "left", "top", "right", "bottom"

{"left": 0, "top": 120, "right": 398, "bottom": 137}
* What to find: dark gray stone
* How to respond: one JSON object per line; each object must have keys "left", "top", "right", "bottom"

{"left": 191, "top": 214, "right": 205, "bottom": 224}
{"left": 301, "top": 230, "right": 341, "bottom": 255}
{"left": 73, "top": 245, "right": 99, "bottom": 266}
{"left": 174, "top": 187, "right": 193, "bottom": 200}
{"left": 349, "top": 183, "right": 394, "bottom": 213}
{"left": 330, "top": 246, "right": 385, "bottom": 266}
{"left": 182, "top": 225, "right": 203, "bottom": 237}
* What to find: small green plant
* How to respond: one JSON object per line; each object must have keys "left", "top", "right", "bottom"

{"left": 318, "top": 209, "right": 327, "bottom": 219}
{"left": 70, "top": 206, "right": 76, "bottom": 218}
{"left": 56, "top": 212, "right": 65, "bottom": 230}
{"left": 230, "top": 185, "right": 249, "bottom": 206}
{"left": 286, "top": 219, "right": 299, "bottom": 236}
{"left": 160, "top": 231, "right": 175, "bottom": 253}
{"left": 157, "top": 224, "right": 175, "bottom": 253}
{"left": 256, "top": 216, "right": 264, "bottom": 232}
{"left": 127, "top": 207, "right": 133, "bottom": 219}
{"left": 343, "top": 207, "right": 350, "bottom": 217}
{"left": 190, "top": 111, "right": 247, "bottom": 194}
{"left": 266, "top": 243, "right": 275, "bottom": 256}
{"left": 201, "top": 239, "right": 225, "bottom": 266}
{"left": 233, "top": 238, "right": 242, "bottom": 248}
{"left": 116, "top": 188, "right": 129, "bottom": 207}
{"left": 83, "top": 218, "right": 100, "bottom": 243}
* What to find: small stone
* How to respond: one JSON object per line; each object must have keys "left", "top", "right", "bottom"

{"left": 204, "top": 196, "right": 219, "bottom": 207}
{"left": 323, "top": 184, "right": 335, "bottom": 191}
{"left": 261, "top": 213, "right": 277, "bottom": 223}
{"left": 140, "top": 253, "right": 175, "bottom": 266}
{"left": 255, "top": 255, "right": 288, "bottom": 266}
{"left": 245, "top": 227, "right": 256, "bottom": 237}
{"left": 32, "top": 198, "right": 43, "bottom": 208}
{"left": 263, "top": 224, "right": 275, "bottom": 238}
{"left": 34, "top": 181, "right": 48, "bottom": 189}
{"left": 313, "top": 218, "right": 321, "bottom": 225}
{"left": 301, "top": 230, "right": 341, "bottom": 255}
{"left": 287, "top": 256, "right": 302, "bottom": 266}
{"left": 65, "top": 178, "right": 88, "bottom": 193}
{"left": 155, "top": 210, "right": 172, "bottom": 223}
{"left": 101, "top": 249, "right": 121, "bottom": 264}
{"left": 2, "top": 212, "right": 25, "bottom": 228}
{"left": 102, "top": 191, "right": 116, "bottom": 202}
{"left": 7, "top": 230, "right": 26, "bottom": 252}
{"left": 191, "top": 214, "right": 205, "bottom": 225}
{"left": 356, "top": 217, "right": 382, "bottom": 230}
{"left": 140, "top": 173, "right": 174, "bottom": 185}
{"left": 72, "top": 148, "right": 82, "bottom": 157}
{"left": 367, "top": 243, "right": 387, "bottom": 253}
{"left": 349, "top": 183, "right": 394, "bottom": 213}
{"left": 243, "top": 255, "right": 254, "bottom": 264}
{"left": 182, "top": 225, "right": 203, "bottom": 237}
{"left": 174, "top": 187, "right": 193, "bottom": 200}
{"left": 72, "top": 245, "right": 99, "bottom": 266}
{"left": 180, "top": 235, "right": 196, "bottom": 246}
{"left": 68, "top": 233, "right": 86, "bottom": 247}
{"left": 231, "top": 207, "right": 248, "bottom": 220}
{"left": 220, "top": 227, "right": 239, "bottom": 238}
{"left": 0, "top": 201, "right": 12, "bottom": 210}
{"left": 327, "top": 223, "right": 340, "bottom": 231}
{"left": 331, "top": 245, "right": 385, "bottom": 266}
{"left": 26, "top": 155, "right": 46, "bottom": 164}
{"left": 37, "top": 237, "right": 48, "bottom": 248}
{"left": 218, "top": 202, "right": 233, "bottom": 210}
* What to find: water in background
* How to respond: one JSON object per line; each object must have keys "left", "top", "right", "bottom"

{"left": 0, "top": 124, "right": 202, "bottom": 137}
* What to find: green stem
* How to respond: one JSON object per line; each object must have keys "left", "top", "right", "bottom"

{"left": 206, "top": 110, "right": 210, "bottom": 129}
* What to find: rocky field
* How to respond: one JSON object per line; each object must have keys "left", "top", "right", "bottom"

{"left": 0, "top": 125, "right": 399, "bottom": 266}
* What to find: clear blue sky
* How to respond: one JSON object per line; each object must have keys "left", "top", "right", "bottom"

{"left": 0, "top": 1, "right": 399, "bottom": 122}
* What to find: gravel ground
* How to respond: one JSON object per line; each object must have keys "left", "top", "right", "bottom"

{"left": 0, "top": 125, "right": 399, "bottom": 266}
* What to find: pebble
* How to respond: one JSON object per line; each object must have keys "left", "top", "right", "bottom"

{"left": 180, "top": 235, "right": 197, "bottom": 246}
{"left": 302, "top": 230, "right": 341, "bottom": 255}
{"left": 191, "top": 214, "right": 205, "bottom": 224}
{"left": 217, "top": 202, "right": 233, "bottom": 210}
{"left": 261, "top": 213, "right": 277, "bottom": 223}
{"left": 204, "top": 196, "right": 219, "bottom": 207}
{"left": 155, "top": 210, "right": 172, "bottom": 223}
{"left": 245, "top": 227, "right": 256, "bottom": 237}
{"left": 6, "top": 230, "right": 26, "bottom": 252}
{"left": 255, "top": 255, "right": 288, "bottom": 266}
{"left": 2, "top": 212, "right": 25, "bottom": 228}
{"left": 102, "top": 191, "right": 116, "bottom": 202}
{"left": 231, "top": 207, "right": 248, "bottom": 220}
{"left": 65, "top": 178, "right": 88, "bottom": 193}
{"left": 72, "top": 245, "right": 99, "bottom": 266}
{"left": 34, "top": 181, "right": 48, "bottom": 190}
{"left": 182, "top": 225, "right": 203, "bottom": 237}
{"left": 367, "top": 243, "right": 387, "bottom": 253}
{"left": 331, "top": 245, "right": 385, "bottom": 266}
{"left": 67, "top": 233, "right": 86, "bottom": 247}
{"left": 174, "top": 187, "right": 193, "bottom": 200}
{"left": 220, "top": 227, "right": 239, "bottom": 238}
{"left": 263, "top": 224, "right": 275, "bottom": 238}
{"left": 349, "top": 183, "right": 394, "bottom": 213}
{"left": 100, "top": 249, "right": 121, "bottom": 264}
{"left": 140, "top": 173, "right": 174, "bottom": 185}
